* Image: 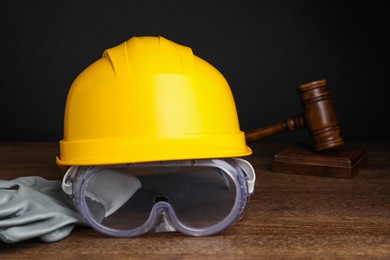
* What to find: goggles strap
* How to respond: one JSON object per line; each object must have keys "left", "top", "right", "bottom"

{"left": 233, "top": 158, "right": 256, "bottom": 194}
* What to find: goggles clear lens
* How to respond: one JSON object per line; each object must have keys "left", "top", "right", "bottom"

{"left": 63, "top": 159, "right": 255, "bottom": 237}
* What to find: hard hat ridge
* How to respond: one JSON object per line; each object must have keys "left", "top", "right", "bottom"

{"left": 103, "top": 36, "right": 195, "bottom": 78}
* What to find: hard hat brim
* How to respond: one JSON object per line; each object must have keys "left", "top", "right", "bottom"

{"left": 56, "top": 132, "right": 251, "bottom": 166}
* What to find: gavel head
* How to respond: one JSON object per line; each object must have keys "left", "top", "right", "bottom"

{"left": 298, "top": 80, "right": 344, "bottom": 151}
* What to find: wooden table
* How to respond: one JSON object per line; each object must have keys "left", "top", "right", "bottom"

{"left": 1, "top": 142, "right": 389, "bottom": 258}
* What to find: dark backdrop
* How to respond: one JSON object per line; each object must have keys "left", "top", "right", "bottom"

{"left": 0, "top": 1, "right": 388, "bottom": 143}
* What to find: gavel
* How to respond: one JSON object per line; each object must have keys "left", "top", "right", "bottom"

{"left": 245, "top": 79, "right": 344, "bottom": 151}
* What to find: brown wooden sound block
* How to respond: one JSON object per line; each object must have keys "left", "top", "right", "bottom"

{"left": 271, "top": 143, "right": 368, "bottom": 178}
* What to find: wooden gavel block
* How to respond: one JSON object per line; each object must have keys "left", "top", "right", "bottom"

{"left": 245, "top": 80, "right": 367, "bottom": 178}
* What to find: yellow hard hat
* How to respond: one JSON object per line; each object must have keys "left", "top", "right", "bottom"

{"left": 56, "top": 36, "right": 251, "bottom": 166}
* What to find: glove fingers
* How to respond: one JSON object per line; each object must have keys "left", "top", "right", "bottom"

{"left": 0, "top": 177, "right": 58, "bottom": 193}
{"left": 0, "top": 191, "right": 15, "bottom": 205}
{"left": 0, "top": 180, "right": 13, "bottom": 189}
{"left": 0, "top": 177, "right": 86, "bottom": 243}
{"left": 0, "top": 200, "right": 24, "bottom": 219}
{"left": 0, "top": 216, "right": 78, "bottom": 243}
{"left": 0, "top": 208, "right": 53, "bottom": 227}
{"left": 39, "top": 224, "right": 76, "bottom": 243}
{"left": 0, "top": 224, "right": 47, "bottom": 244}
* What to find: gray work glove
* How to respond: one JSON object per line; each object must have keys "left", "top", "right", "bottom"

{"left": 0, "top": 176, "right": 85, "bottom": 243}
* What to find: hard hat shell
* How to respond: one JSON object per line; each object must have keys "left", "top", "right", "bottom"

{"left": 56, "top": 36, "right": 251, "bottom": 166}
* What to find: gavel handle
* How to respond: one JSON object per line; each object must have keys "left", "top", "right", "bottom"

{"left": 245, "top": 114, "right": 306, "bottom": 143}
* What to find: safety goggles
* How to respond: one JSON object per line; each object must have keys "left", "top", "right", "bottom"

{"left": 62, "top": 158, "right": 255, "bottom": 237}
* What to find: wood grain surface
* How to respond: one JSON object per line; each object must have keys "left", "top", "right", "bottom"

{"left": 1, "top": 142, "right": 389, "bottom": 259}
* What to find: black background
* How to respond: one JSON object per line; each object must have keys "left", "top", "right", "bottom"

{"left": 0, "top": 1, "right": 388, "bottom": 143}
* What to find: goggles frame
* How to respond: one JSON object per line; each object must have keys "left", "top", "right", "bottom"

{"left": 62, "top": 158, "right": 255, "bottom": 237}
